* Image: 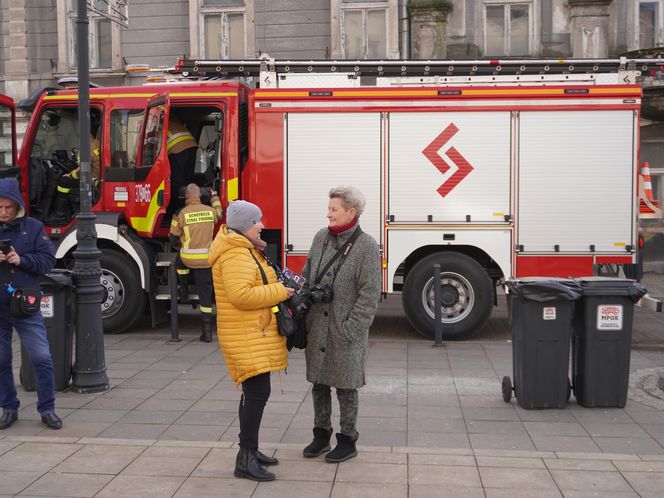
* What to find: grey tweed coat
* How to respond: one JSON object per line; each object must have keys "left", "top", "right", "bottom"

{"left": 301, "top": 223, "right": 382, "bottom": 389}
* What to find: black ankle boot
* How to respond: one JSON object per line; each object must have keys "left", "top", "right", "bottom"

{"left": 325, "top": 433, "right": 358, "bottom": 463}
{"left": 200, "top": 315, "right": 212, "bottom": 343}
{"left": 46, "top": 194, "right": 71, "bottom": 225}
{"left": 234, "top": 447, "right": 275, "bottom": 481}
{"left": 255, "top": 449, "right": 279, "bottom": 466}
{"left": 303, "top": 427, "right": 333, "bottom": 458}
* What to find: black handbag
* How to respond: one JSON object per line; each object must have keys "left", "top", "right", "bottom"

{"left": 249, "top": 250, "right": 297, "bottom": 338}
{"left": 10, "top": 288, "right": 42, "bottom": 318}
{"left": 286, "top": 315, "right": 307, "bottom": 351}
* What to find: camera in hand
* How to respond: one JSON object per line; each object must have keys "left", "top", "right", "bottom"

{"left": 281, "top": 274, "right": 309, "bottom": 317}
{"left": 0, "top": 239, "right": 11, "bottom": 255}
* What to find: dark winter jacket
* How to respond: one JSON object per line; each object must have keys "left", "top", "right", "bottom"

{"left": 0, "top": 179, "right": 55, "bottom": 307}
{"left": 302, "top": 223, "right": 381, "bottom": 389}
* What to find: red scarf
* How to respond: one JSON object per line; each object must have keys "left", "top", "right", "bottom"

{"left": 328, "top": 217, "right": 358, "bottom": 235}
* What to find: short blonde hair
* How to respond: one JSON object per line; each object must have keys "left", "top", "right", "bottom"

{"left": 329, "top": 185, "right": 366, "bottom": 217}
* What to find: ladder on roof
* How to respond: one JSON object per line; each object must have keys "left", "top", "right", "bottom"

{"left": 173, "top": 55, "right": 664, "bottom": 87}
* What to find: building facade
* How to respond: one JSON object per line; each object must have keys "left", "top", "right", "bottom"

{"left": 1, "top": 0, "right": 662, "bottom": 102}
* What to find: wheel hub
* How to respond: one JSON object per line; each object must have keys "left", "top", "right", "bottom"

{"left": 422, "top": 272, "right": 475, "bottom": 324}
{"left": 100, "top": 269, "right": 124, "bottom": 318}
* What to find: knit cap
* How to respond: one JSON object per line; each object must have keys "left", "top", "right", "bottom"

{"left": 226, "top": 200, "right": 262, "bottom": 233}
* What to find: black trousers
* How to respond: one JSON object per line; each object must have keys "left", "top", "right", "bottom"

{"left": 167, "top": 147, "right": 197, "bottom": 217}
{"left": 175, "top": 257, "right": 213, "bottom": 312}
{"left": 238, "top": 372, "right": 271, "bottom": 450}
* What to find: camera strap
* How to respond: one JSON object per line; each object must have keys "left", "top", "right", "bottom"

{"left": 314, "top": 226, "right": 363, "bottom": 285}
{"left": 248, "top": 250, "right": 270, "bottom": 285}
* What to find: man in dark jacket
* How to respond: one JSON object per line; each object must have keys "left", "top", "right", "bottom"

{"left": 0, "top": 178, "right": 62, "bottom": 430}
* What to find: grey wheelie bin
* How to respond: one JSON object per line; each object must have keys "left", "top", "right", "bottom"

{"left": 572, "top": 277, "right": 647, "bottom": 408}
{"left": 502, "top": 278, "right": 582, "bottom": 409}
{"left": 20, "top": 270, "right": 75, "bottom": 392}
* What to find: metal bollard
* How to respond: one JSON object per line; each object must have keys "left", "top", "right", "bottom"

{"left": 433, "top": 264, "right": 444, "bottom": 347}
{"left": 168, "top": 261, "right": 181, "bottom": 343}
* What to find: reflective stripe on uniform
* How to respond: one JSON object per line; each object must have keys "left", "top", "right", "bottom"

{"left": 57, "top": 185, "right": 71, "bottom": 193}
{"left": 183, "top": 211, "right": 215, "bottom": 224}
{"left": 200, "top": 306, "right": 213, "bottom": 314}
{"left": 177, "top": 269, "right": 190, "bottom": 275}
{"left": 167, "top": 132, "right": 195, "bottom": 152}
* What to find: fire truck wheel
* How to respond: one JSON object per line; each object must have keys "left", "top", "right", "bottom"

{"left": 402, "top": 252, "right": 493, "bottom": 339}
{"left": 99, "top": 250, "right": 146, "bottom": 334}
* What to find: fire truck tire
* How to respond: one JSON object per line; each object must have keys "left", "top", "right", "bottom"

{"left": 402, "top": 252, "right": 493, "bottom": 339}
{"left": 99, "top": 250, "right": 146, "bottom": 334}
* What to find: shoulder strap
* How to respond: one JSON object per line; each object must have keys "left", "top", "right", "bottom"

{"left": 314, "top": 227, "right": 363, "bottom": 284}
{"left": 248, "top": 249, "right": 269, "bottom": 285}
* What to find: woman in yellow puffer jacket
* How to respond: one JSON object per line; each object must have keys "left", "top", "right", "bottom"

{"left": 209, "top": 200, "right": 295, "bottom": 482}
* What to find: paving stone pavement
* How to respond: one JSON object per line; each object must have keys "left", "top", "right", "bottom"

{"left": 0, "top": 273, "right": 663, "bottom": 496}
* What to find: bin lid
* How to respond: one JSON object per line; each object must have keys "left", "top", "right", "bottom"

{"left": 506, "top": 278, "right": 582, "bottom": 303}
{"left": 40, "top": 269, "right": 73, "bottom": 289}
{"left": 576, "top": 276, "right": 647, "bottom": 302}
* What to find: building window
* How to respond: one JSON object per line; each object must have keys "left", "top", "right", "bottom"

{"left": 198, "top": 0, "right": 250, "bottom": 59}
{"left": 342, "top": 4, "right": 387, "bottom": 58}
{"left": 639, "top": 2, "right": 659, "bottom": 48}
{"left": 331, "top": 0, "right": 398, "bottom": 59}
{"left": 484, "top": 2, "right": 531, "bottom": 56}
{"left": 67, "top": 1, "right": 117, "bottom": 68}
{"left": 57, "top": 0, "right": 123, "bottom": 72}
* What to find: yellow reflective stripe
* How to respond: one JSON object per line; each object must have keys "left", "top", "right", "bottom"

{"left": 128, "top": 181, "right": 164, "bottom": 232}
{"left": 182, "top": 226, "right": 191, "bottom": 249}
{"left": 176, "top": 269, "right": 190, "bottom": 275}
{"left": 227, "top": 177, "right": 238, "bottom": 201}
{"left": 57, "top": 185, "right": 71, "bottom": 193}
{"left": 183, "top": 211, "right": 215, "bottom": 224}
{"left": 167, "top": 134, "right": 195, "bottom": 152}
{"left": 200, "top": 306, "right": 213, "bottom": 314}
{"left": 43, "top": 92, "right": 238, "bottom": 100}
{"left": 180, "top": 253, "right": 210, "bottom": 259}
{"left": 71, "top": 169, "right": 79, "bottom": 179}
{"left": 92, "top": 148, "right": 100, "bottom": 157}
{"left": 170, "top": 219, "right": 179, "bottom": 228}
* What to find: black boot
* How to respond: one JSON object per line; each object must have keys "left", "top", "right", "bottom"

{"left": 255, "top": 449, "right": 279, "bottom": 466}
{"left": 303, "top": 427, "right": 333, "bottom": 458}
{"left": 325, "top": 433, "right": 357, "bottom": 463}
{"left": 234, "top": 447, "right": 275, "bottom": 481}
{"left": 200, "top": 315, "right": 212, "bottom": 343}
{"left": 46, "top": 194, "right": 71, "bottom": 225}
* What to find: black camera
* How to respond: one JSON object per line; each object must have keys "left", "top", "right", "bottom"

{"left": 0, "top": 239, "right": 11, "bottom": 255}
{"left": 280, "top": 274, "right": 309, "bottom": 317}
{"left": 307, "top": 283, "right": 334, "bottom": 304}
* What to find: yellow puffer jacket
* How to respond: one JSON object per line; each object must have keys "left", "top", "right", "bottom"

{"left": 209, "top": 225, "right": 289, "bottom": 384}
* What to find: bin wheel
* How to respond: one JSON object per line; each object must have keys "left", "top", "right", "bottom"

{"left": 502, "top": 376, "right": 513, "bottom": 402}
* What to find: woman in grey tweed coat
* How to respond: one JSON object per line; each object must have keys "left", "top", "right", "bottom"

{"left": 300, "top": 186, "right": 381, "bottom": 463}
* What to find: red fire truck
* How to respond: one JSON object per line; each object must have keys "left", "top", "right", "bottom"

{"left": 0, "top": 57, "right": 659, "bottom": 335}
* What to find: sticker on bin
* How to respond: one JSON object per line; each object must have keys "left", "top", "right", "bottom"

{"left": 40, "top": 295, "right": 54, "bottom": 318}
{"left": 597, "top": 305, "right": 623, "bottom": 330}
{"left": 543, "top": 307, "right": 557, "bottom": 320}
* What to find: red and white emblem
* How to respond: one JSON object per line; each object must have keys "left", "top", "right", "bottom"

{"left": 422, "top": 123, "right": 474, "bottom": 197}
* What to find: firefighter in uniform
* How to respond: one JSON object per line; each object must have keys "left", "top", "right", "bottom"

{"left": 47, "top": 135, "right": 101, "bottom": 225}
{"left": 169, "top": 183, "right": 222, "bottom": 342}
{"left": 166, "top": 115, "right": 198, "bottom": 219}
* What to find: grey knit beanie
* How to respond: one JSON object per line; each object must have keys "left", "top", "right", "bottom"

{"left": 226, "top": 200, "right": 262, "bottom": 233}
